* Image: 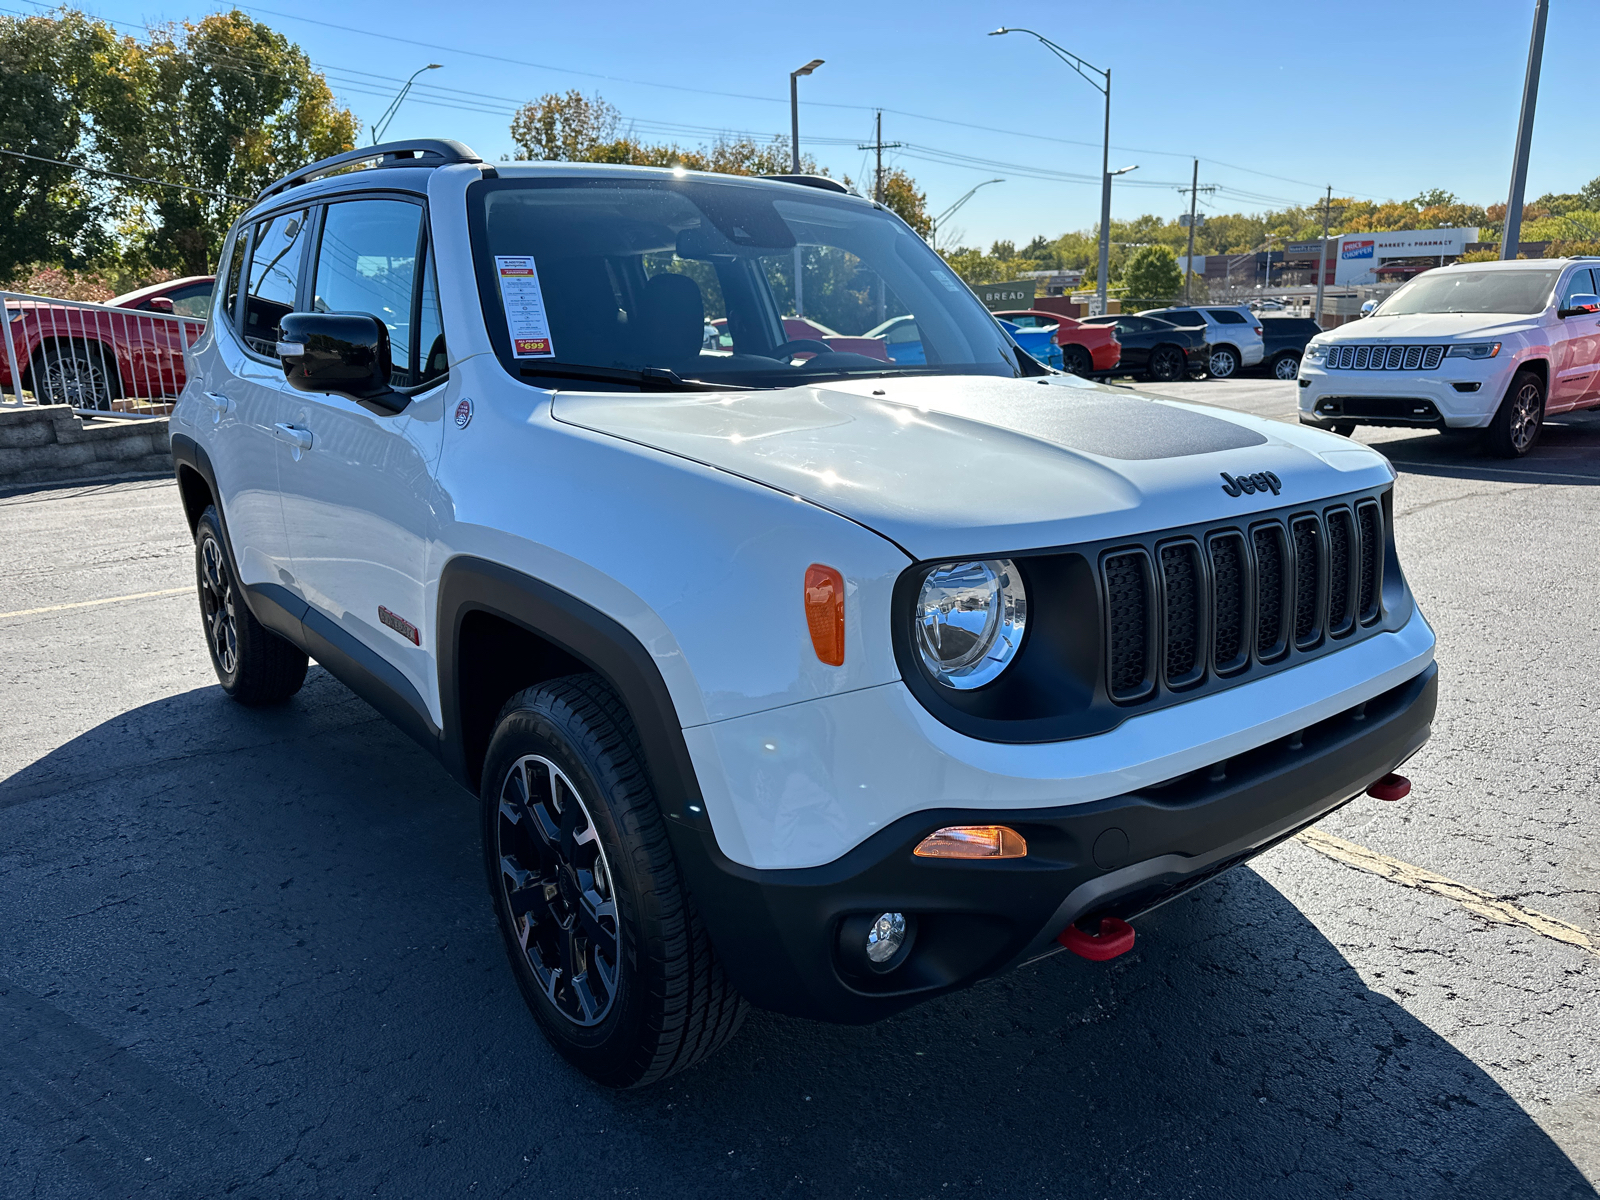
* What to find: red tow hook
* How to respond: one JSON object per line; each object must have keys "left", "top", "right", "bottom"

{"left": 1367, "top": 773, "right": 1411, "bottom": 801}
{"left": 1057, "top": 916, "right": 1136, "bottom": 961}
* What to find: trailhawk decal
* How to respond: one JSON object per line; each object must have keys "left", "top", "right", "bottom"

{"left": 1220, "top": 470, "right": 1282, "bottom": 497}
{"left": 377, "top": 605, "right": 421, "bottom": 645}
{"left": 494, "top": 255, "right": 555, "bottom": 358}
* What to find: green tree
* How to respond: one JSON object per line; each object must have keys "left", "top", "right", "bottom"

{"left": 880, "top": 167, "right": 929, "bottom": 238}
{"left": 1117, "top": 244, "right": 1182, "bottom": 306}
{"left": 510, "top": 90, "right": 620, "bottom": 161}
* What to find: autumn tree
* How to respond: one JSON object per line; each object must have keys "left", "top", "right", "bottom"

{"left": 509, "top": 90, "right": 620, "bottom": 161}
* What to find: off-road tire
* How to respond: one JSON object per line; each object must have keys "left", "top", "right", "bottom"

{"left": 1208, "top": 345, "right": 1240, "bottom": 378}
{"left": 194, "top": 505, "right": 308, "bottom": 705}
{"left": 1148, "top": 345, "right": 1185, "bottom": 382}
{"left": 1060, "top": 344, "right": 1093, "bottom": 376}
{"left": 482, "top": 674, "right": 746, "bottom": 1088}
{"left": 1483, "top": 369, "right": 1544, "bottom": 458}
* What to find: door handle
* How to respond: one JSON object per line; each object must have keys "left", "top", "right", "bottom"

{"left": 203, "top": 391, "right": 234, "bottom": 423}
{"left": 273, "top": 422, "right": 314, "bottom": 454}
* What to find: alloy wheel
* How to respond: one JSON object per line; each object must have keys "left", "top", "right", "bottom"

{"left": 1273, "top": 355, "right": 1300, "bottom": 380}
{"left": 41, "top": 353, "right": 110, "bottom": 409}
{"left": 1150, "top": 347, "right": 1184, "bottom": 381}
{"left": 198, "top": 535, "right": 238, "bottom": 676}
{"left": 1509, "top": 379, "right": 1542, "bottom": 452}
{"left": 1208, "top": 348, "right": 1238, "bottom": 378}
{"left": 496, "top": 754, "right": 620, "bottom": 1027}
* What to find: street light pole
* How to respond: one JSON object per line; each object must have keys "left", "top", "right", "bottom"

{"left": 788, "top": 59, "right": 824, "bottom": 317}
{"left": 990, "top": 28, "right": 1122, "bottom": 315}
{"left": 930, "top": 178, "right": 1005, "bottom": 251}
{"left": 1501, "top": 0, "right": 1550, "bottom": 259}
{"left": 370, "top": 64, "right": 442, "bottom": 145}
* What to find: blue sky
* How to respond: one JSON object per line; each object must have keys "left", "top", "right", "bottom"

{"left": 29, "top": 0, "right": 1600, "bottom": 246}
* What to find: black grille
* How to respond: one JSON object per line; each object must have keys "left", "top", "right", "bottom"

{"left": 1291, "top": 516, "right": 1322, "bottom": 646}
{"left": 1160, "top": 542, "right": 1203, "bottom": 687}
{"left": 1209, "top": 533, "right": 1248, "bottom": 673}
{"left": 1253, "top": 525, "right": 1288, "bottom": 661}
{"left": 1327, "top": 508, "right": 1354, "bottom": 636}
{"left": 1357, "top": 502, "right": 1381, "bottom": 622}
{"left": 1105, "top": 552, "right": 1152, "bottom": 700}
{"left": 1100, "top": 493, "right": 1389, "bottom": 705}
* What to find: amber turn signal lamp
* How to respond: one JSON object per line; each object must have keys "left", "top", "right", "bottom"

{"left": 804, "top": 564, "right": 845, "bottom": 666}
{"left": 913, "top": 825, "right": 1028, "bottom": 859}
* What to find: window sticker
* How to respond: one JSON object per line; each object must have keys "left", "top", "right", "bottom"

{"left": 495, "top": 255, "right": 555, "bottom": 357}
{"left": 930, "top": 269, "right": 962, "bottom": 293}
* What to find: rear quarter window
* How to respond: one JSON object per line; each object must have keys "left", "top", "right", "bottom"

{"left": 1208, "top": 309, "right": 1248, "bottom": 324}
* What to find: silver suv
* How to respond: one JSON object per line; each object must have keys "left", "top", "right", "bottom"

{"left": 1144, "top": 305, "right": 1266, "bottom": 378}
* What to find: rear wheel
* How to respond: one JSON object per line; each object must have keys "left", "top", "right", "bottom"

{"left": 31, "top": 341, "right": 118, "bottom": 410}
{"left": 1060, "top": 344, "right": 1093, "bottom": 376}
{"left": 482, "top": 675, "right": 746, "bottom": 1088}
{"left": 1483, "top": 369, "right": 1544, "bottom": 458}
{"left": 194, "top": 506, "right": 308, "bottom": 704}
{"left": 1208, "top": 346, "right": 1240, "bottom": 378}
{"left": 1148, "top": 345, "right": 1185, "bottom": 382}
{"left": 1271, "top": 352, "right": 1302, "bottom": 380}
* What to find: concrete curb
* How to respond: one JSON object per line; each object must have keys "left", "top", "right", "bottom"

{"left": 0, "top": 405, "right": 172, "bottom": 488}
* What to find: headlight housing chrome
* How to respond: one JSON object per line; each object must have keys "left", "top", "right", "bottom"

{"left": 1445, "top": 341, "right": 1501, "bottom": 360}
{"left": 1303, "top": 342, "right": 1327, "bottom": 362}
{"left": 913, "top": 558, "right": 1027, "bottom": 689}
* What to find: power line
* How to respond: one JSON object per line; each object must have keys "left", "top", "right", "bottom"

{"left": 0, "top": 147, "right": 251, "bottom": 201}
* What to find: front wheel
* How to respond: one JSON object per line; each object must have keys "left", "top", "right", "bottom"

{"left": 1271, "top": 352, "right": 1301, "bottom": 380}
{"left": 1148, "top": 345, "right": 1186, "bottom": 382}
{"left": 194, "top": 506, "right": 308, "bottom": 704}
{"left": 482, "top": 675, "right": 746, "bottom": 1088}
{"left": 1484, "top": 369, "right": 1544, "bottom": 458}
{"left": 1060, "top": 344, "right": 1093, "bottom": 376}
{"left": 1208, "top": 346, "right": 1240, "bottom": 378}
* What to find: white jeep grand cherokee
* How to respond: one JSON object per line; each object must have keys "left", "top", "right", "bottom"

{"left": 172, "top": 140, "right": 1438, "bottom": 1087}
{"left": 1298, "top": 257, "right": 1600, "bottom": 457}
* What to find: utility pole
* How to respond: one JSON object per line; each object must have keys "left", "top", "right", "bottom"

{"left": 857, "top": 112, "right": 905, "bottom": 323}
{"left": 1177, "top": 159, "right": 1214, "bottom": 304}
{"left": 1314, "top": 185, "right": 1333, "bottom": 327}
{"left": 1501, "top": 0, "right": 1550, "bottom": 259}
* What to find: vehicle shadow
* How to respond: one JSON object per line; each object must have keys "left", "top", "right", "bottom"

{"left": 0, "top": 677, "right": 1593, "bottom": 1200}
{"left": 1363, "top": 411, "right": 1600, "bottom": 486}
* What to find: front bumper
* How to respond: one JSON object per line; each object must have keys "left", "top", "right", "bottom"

{"left": 1297, "top": 358, "right": 1516, "bottom": 428}
{"left": 671, "top": 662, "right": 1437, "bottom": 1023}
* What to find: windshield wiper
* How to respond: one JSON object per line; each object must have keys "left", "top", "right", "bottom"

{"left": 519, "top": 363, "right": 749, "bottom": 391}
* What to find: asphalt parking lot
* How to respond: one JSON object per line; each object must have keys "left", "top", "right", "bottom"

{"left": 3, "top": 381, "right": 1598, "bottom": 1199}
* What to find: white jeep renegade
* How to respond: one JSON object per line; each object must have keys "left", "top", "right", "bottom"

{"left": 172, "top": 140, "right": 1438, "bottom": 1087}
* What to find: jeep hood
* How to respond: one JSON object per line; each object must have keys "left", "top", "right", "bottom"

{"left": 1327, "top": 312, "right": 1540, "bottom": 340}
{"left": 551, "top": 374, "right": 1394, "bottom": 559}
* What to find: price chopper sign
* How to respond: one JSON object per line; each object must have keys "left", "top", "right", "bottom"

{"left": 975, "top": 280, "right": 1036, "bottom": 311}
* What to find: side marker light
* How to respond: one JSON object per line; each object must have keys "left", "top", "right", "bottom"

{"left": 914, "top": 825, "right": 1027, "bottom": 859}
{"left": 803, "top": 563, "right": 845, "bottom": 666}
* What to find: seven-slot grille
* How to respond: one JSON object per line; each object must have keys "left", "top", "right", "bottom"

{"left": 1102, "top": 497, "right": 1385, "bottom": 704}
{"left": 1325, "top": 344, "right": 1445, "bottom": 371}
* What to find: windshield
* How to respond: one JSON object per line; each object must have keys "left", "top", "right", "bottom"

{"left": 1376, "top": 268, "right": 1560, "bottom": 316}
{"left": 467, "top": 174, "right": 1023, "bottom": 389}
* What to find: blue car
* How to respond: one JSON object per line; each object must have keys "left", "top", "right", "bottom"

{"left": 998, "top": 318, "right": 1064, "bottom": 370}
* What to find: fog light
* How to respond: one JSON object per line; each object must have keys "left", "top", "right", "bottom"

{"left": 914, "top": 825, "right": 1027, "bottom": 859}
{"left": 865, "top": 912, "right": 907, "bottom": 963}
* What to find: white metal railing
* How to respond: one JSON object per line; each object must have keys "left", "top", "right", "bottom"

{"left": 1, "top": 290, "right": 206, "bottom": 420}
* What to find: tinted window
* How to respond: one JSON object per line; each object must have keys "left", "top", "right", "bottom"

{"left": 1118, "top": 316, "right": 1152, "bottom": 332}
{"left": 1559, "top": 268, "right": 1597, "bottom": 307}
{"left": 313, "top": 199, "right": 424, "bottom": 385}
{"left": 243, "top": 208, "right": 311, "bottom": 354}
{"left": 221, "top": 233, "right": 248, "bottom": 329}
{"left": 1208, "top": 309, "right": 1247, "bottom": 324}
{"left": 1379, "top": 268, "right": 1560, "bottom": 316}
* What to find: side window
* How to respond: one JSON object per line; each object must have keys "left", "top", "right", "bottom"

{"left": 1559, "top": 268, "right": 1596, "bottom": 307}
{"left": 243, "top": 208, "right": 311, "bottom": 354}
{"left": 312, "top": 198, "right": 423, "bottom": 386}
{"left": 166, "top": 282, "right": 214, "bottom": 319}
{"left": 1209, "top": 309, "right": 1247, "bottom": 324}
{"left": 416, "top": 249, "right": 446, "bottom": 386}
{"left": 221, "top": 231, "right": 248, "bottom": 329}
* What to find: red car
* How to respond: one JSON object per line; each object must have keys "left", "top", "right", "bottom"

{"left": 993, "top": 309, "right": 1121, "bottom": 376}
{"left": 3, "top": 275, "right": 214, "bottom": 412}
{"left": 707, "top": 316, "right": 892, "bottom": 362}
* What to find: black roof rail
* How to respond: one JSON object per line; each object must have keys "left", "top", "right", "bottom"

{"left": 257, "top": 139, "right": 482, "bottom": 202}
{"left": 761, "top": 173, "right": 850, "bottom": 194}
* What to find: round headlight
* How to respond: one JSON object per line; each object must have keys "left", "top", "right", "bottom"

{"left": 914, "top": 558, "right": 1027, "bottom": 689}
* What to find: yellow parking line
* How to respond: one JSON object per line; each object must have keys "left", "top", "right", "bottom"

{"left": 1297, "top": 827, "right": 1598, "bottom": 959}
{"left": 0, "top": 586, "right": 190, "bottom": 622}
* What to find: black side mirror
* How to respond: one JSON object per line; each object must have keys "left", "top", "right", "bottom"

{"left": 1557, "top": 293, "right": 1600, "bottom": 318}
{"left": 277, "top": 312, "right": 405, "bottom": 414}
